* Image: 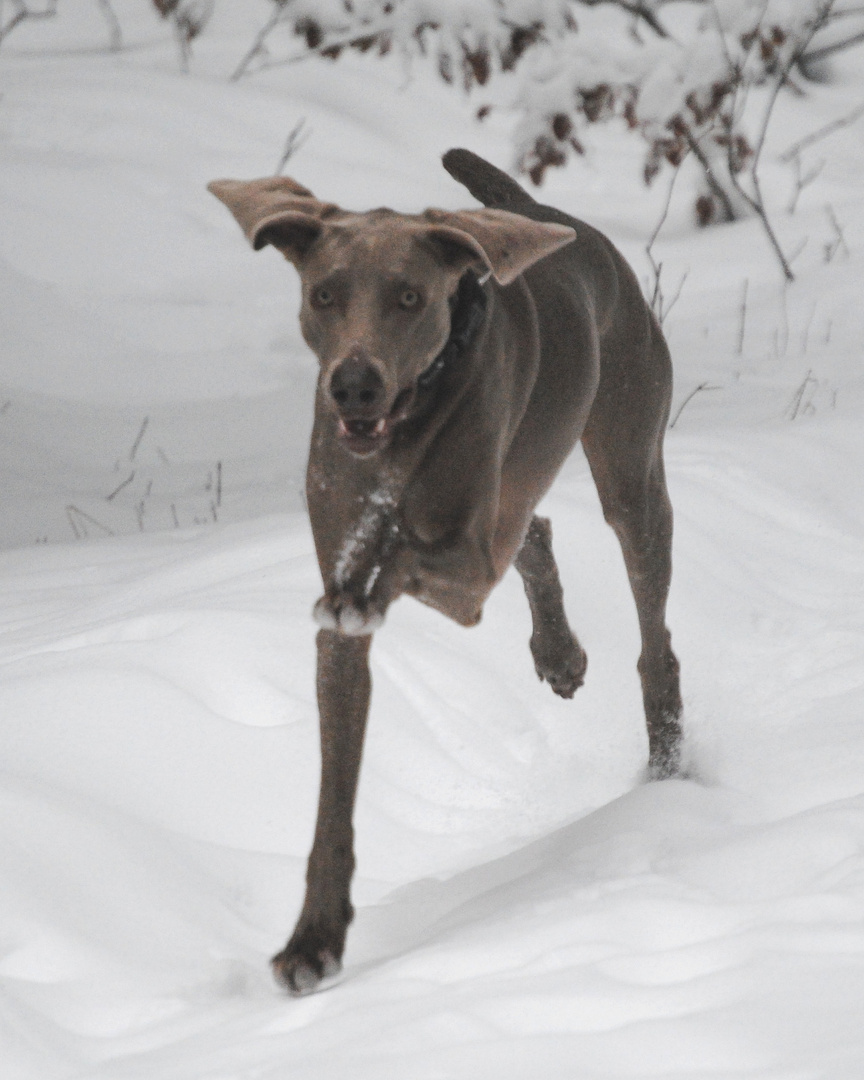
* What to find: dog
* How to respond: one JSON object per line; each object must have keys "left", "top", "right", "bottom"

{"left": 208, "top": 149, "right": 683, "bottom": 994}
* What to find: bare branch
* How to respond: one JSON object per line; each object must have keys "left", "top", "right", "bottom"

{"left": 736, "top": 278, "right": 748, "bottom": 356}
{"left": 152, "top": 0, "right": 213, "bottom": 73}
{"left": 66, "top": 504, "right": 114, "bottom": 540}
{"left": 684, "top": 131, "right": 738, "bottom": 223}
{"left": 129, "top": 416, "right": 149, "bottom": 462}
{"left": 669, "top": 382, "right": 722, "bottom": 428}
{"left": 800, "top": 27, "right": 864, "bottom": 63}
{"left": 275, "top": 118, "right": 310, "bottom": 175}
{"left": 721, "top": 188, "right": 775, "bottom": 274}
{"left": 824, "top": 204, "right": 850, "bottom": 261}
{"left": 232, "top": 0, "right": 293, "bottom": 81}
{"left": 644, "top": 168, "right": 684, "bottom": 325}
{"left": 0, "top": 0, "right": 57, "bottom": 47}
{"left": 786, "top": 154, "right": 825, "bottom": 214}
{"left": 106, "top": 471, "right": 136, "bottom": 502}
{"left": 96, "top": 0, "right": 122, "bottom": 50}
{"left": 582, "top": 0, "right": 671, "bottom": 38}
{"left": 786, "top": 370, "right": 818, "bottom": 420}
{"left": 780, "top": 99, "right": 864, "bottom": 161}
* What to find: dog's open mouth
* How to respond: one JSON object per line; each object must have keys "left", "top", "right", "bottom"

{"left": 337, "top": 388, "right": 414, "bottom": 457}
{"left": 337, "top": 415, "right": 391, "bottom": 456}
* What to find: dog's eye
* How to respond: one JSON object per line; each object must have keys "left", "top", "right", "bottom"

{"left": 313, "top": 287, "right": 334, "bottom": 308}
{"left": 399, "top": 289, "right": 420, "bottom": 310}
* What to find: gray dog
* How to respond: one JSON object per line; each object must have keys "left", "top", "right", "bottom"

{"left": 209, "top": 149, "right": 683, "bottom": 994}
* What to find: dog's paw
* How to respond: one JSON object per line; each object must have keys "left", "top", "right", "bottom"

{"left": 314, "top": 594, "right": 385, "bottom": 636}
{"left": 271, "top": 942, "right": 342, "bottom": 997}
{"left": 644, "top": 722, "right": 685, "bottom": 782}
{"left": 530, "top": 631, "right": 587, "bottom": 699}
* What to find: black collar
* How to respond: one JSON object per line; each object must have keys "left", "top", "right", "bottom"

{"left": 416, "top": 270, "right": 488, "bottom": 390}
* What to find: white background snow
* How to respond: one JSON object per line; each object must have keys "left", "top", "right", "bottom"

{"left": 2, "top": 3, "right": 864, "bottom": 1077}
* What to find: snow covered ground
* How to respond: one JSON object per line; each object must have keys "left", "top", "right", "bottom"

{"left": 1, "top": 3, "right": 863, "bottom": 1077}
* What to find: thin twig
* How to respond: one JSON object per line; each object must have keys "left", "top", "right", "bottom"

{"left": 644, "top": 168, "right": 684, "bottom": 325}
{"left": 800, "top": 301, "right": 817, "bottom": 355}
{"left": 129, "top": 416, "right": 149, "bottom": 461}
{"left": 231, "top": 0, "right": 292, "bottom": 81}
{"left": 275, "top": 119, "right": 310, "bottom": 175}
{"left": 0, "top": 0, "right": 57, "bottom": 46}
{"left": 800, "top": 27, "right": 864, "bottom": 64}
{"left": 66, "top": 508, "right": 81, "bottom": 542}
{"left": 730, "top": 168, "right": 795, "bottom": 281}
{"left": 777, "top": 281, "right": 790, "bottom": 358}
{"left": 647, "top": 166, "right": 678, "bottom": 252}
{"left": 824, "top": 204, "right": 849, "bottom": 261}
{"left": 787, "top": 236, "right": 809, "bottom": 267}
{"left": 96, "top": 0, "right": 122, "bottom": 50}
{"left": 786, "top": 370, "right": 818, "bottom": 420}
{"left": 780, "top": 99, "right": 864, "bottom": 161}
{"left": 664, "top": 270, "right": 688, "bottom": 323}
{"left": 669, "top": 382, "right": 722, "bottom": 428}
{"left": 106, "top": 470, "right": 136, "bottom": 501}
{"left": 583, "top": 0, "right": 670, "bottom": 37}
{"left": 786, "top": 154, "right": 825, "bottom": 214}
{"left": 66, "top": 504, "right": 114, "bottom": 539}
{"left": 685, "top": 131, "right": 737, "bottom": 223}
{"left": 736, "top": 278, "right": 748, "bottom": 356}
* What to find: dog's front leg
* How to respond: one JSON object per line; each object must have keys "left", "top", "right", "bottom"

{"left": 272, "top": 629, "right": 371, "bottom": 995}
{"left": 313, "top": 503, "right": 409, "bottom": 635}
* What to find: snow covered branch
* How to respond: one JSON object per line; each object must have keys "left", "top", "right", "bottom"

{"left": 246, "top": 1, "right": 848, "bottom": 219}
{"left": 229, "top": 0, "right": 855, "bottom": 276}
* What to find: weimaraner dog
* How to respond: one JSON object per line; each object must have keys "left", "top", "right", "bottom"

{"left": 209, "top": 149, "right": 683, "bottom": 994}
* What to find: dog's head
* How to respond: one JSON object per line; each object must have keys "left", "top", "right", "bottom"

{"left": 209, "top": 175, "right": 575, "bottom": 458}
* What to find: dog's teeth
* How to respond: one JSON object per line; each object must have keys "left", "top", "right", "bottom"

{"left": 373, "top": 418, "right": 386, "bottom": 435}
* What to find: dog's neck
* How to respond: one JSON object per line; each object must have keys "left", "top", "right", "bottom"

{"left": 417, "top": 270, "right": 488, "bottom": 391}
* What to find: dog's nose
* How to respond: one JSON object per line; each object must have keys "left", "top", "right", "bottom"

{"left": 329, "top": 356, "right": 386, "bottom": 415}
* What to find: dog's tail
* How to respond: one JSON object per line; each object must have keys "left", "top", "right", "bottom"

{"left": 442, "top": 148, "right": 537, "bottom": 211}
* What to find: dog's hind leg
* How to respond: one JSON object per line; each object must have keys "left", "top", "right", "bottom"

{"left": 581, "top": 327, "right": 683, "bottom": 779}
{"left": 583, "top": 448, "right": 682, "bottom": 779}
{"left": 515, "top": 516, "right": 587, "bottom": 699}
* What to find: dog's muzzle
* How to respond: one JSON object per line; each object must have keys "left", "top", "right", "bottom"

{"left": 328, "top": 355, "right": 393, "bottom": 456}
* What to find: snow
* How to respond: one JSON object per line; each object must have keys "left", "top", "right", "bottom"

{"left": 1, "top": 3, "right": 864, "bottom": 1076}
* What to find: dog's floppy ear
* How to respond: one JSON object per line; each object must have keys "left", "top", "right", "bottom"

{"left": 422, "top": 208, "right": 575, "bottom": 285}
{"left": 207, "top": 176, "right": 339, "bottom": 260}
